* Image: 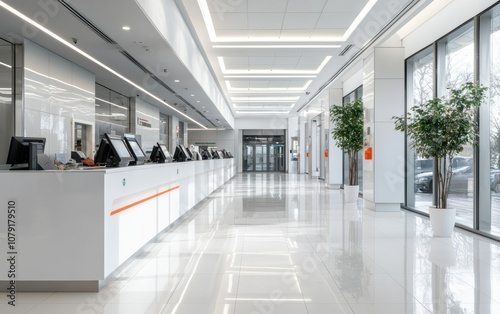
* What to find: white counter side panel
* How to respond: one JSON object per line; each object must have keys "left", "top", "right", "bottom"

{"left": 0, "top": 171, "right": 105, "bottom": 280}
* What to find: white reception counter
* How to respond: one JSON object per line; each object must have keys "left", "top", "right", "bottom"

{"left": 0, "top": 159, "right": 235, "bottom": 291}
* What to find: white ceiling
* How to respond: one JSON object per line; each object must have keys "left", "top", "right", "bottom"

{"left": 0, "top": 0, "right": 428, "bottom": 127}
{"left": 176, "top": 0, "right": 418, "bottom": 117}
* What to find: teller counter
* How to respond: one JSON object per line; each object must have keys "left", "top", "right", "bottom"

{"left": 0, "top": 158, "right": 235, "bottom": 291}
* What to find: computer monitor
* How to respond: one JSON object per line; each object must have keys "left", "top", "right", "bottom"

{"left": 94, "top": 138, "right": 111, "bottom": 166}
{"left": 123, "top": 135, "right": 146, "bottom": 165}
{"left": 150, "top": 142, "right": 172, "bottom": 163}
{"left": 6, "top": 136, "right": 46, "bottom": 170}
{"left": 158, "top": 143, "right": 172, "bottom": 162}
{"left": 211, "top": 149, "right": 220, "bottom": 159}
{"left": 105, "top": 133, "right": 133, "bottom": 167}
{"left": 173, "top": 145, "right": 191, "bottom": 162}
{"left": 181, "top": 144, "right": 193, "bottom": 159}
{"left": 200, "top": 149, "right": 211, "bottom": 160}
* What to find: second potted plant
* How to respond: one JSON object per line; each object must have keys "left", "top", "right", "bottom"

{"left": 330, "top": 98, "right": 364, "bottom": 203}
{"left": 393, "top": 82, "right": 487, "bottom": 237}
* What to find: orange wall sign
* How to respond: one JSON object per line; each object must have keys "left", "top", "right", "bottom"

{"left": 365, "top": 147, "right": 373, "bottom": 160}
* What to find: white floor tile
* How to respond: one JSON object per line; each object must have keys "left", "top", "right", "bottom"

{"left": 16, "top": 173, "right": 500, "bottom": 313}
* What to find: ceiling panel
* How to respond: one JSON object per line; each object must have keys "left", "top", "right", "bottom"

{"left": 248, "top": 0, "right": 288, "bottom": 12}
{"left": 208, "top": 0, "right": 248, "bottom": 12}
{"left": 211, "top": 13, "right": 247, "bottom": 30}
{"left": 249, "top": 81, "right": 270, "bottom": 88}
{"left": 268, "top": 81, "right": 292, "bottom": 88}
{"left": 248, "top": 13, "right": 285, "bottom": 30}
{"left": 273, "top": 56, "right": 301, "bottom": 65}
{"left": 247, "top": 29, "right": 282, "bottom": 38}
{"left": 216, "top": 29, "right": 249, "bottom": 37}
{"left": 282, "top": 13, "right": 321, "bottom": 29}
{"left": 223, "top": 57, "right": 249, "bottom": 67}
{"left": 312, "top": 28, "right": 345, "bottom": 37}
{"left": 279, "top": 29, "right": 313, "bottom": 38}
{"left": 249, "top": 56, "right": 276, "bottom": 66}
{"left": 316, "top": 12, "right": 357, "bottom": 29}
{"left": 323, "top": 0, "right": 368, "bottom": 13}
{"left": 286, "top": 0, "right": 328, "bottom": 13}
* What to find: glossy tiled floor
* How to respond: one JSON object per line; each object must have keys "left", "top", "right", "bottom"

{"left": 5, "top": 173, "right": 500, "bottom": 313}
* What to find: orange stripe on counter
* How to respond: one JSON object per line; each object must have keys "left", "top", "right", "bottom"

{"left": 110, "top": 186, "right": 180, "bottom": 216}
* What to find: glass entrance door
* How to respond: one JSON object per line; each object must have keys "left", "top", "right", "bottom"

{"left": 255, "top": 144, "right": 267, "bottom": 172}
{"left": 244, "top": 144, "right": 254, "bottom": 172}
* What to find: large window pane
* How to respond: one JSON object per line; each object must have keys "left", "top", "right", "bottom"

{"left": 0, "top": 38, "right": 13, "bottom": 164}
{"left": 438, "top": 22, "right": 475, "bottom": 228}
{"left": 406, "top": 46, "right": 434, "bottom": 213}
{"left": 482, "top": 5, "right": 500, "bottom": 237}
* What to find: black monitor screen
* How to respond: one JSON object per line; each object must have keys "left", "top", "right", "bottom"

{"left": 6, "top": 136, "right": 46, "bottom": 165}
{"left": 104, "top": 133, "right": 133, "bottom": 167}
{"left": 94, "top": 138, "right": 110, "bottom": 165}
{"left": 108, "top": 138, "right": 131, "bottom": 158}
{"left": 158, "top": 144, "right": 170, "bottom": 158}
{"left": 125, "top": 138, "right": 145, "bottom": 158}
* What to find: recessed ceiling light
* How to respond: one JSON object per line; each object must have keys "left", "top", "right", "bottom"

{"left": 191, "top": 94, "right": 194, "bottom": 97}
{"left": 197, "top": 101, "right": 200, "bottom": 103}
{"left": 122, "top": 26, "right": 131, "bottom": 31}
{"left": 174, "top": 79, "right": 180, "bottom": 82}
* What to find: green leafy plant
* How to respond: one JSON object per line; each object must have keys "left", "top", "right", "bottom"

{"left": 330, "top": 98, "right": 364, "bottom": 186}
{"left": 393, "top": 82, "right": 487, "bottom": 208}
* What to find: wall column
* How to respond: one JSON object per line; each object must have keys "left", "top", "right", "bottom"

{"left": 362, "top": 47, "right": 405, "bottom": 211}
{"left": 327, "top": 88, "right": 343, "bottom": 189}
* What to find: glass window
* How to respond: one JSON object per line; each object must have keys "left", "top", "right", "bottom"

{"left": 438, "top": 21, "right": 475, "bottom": 228}
{"left": 159, "top": 113, "right": 169, "bottom": 151}
{"left": 481, "top": 5, "right": 500, "bottom": 237}
{"left": 94, "top": 83, "right": 129, "bottom": 150}
{"left": 0, "top": 38, "right": 13, "bottom": 164}
{"left": 406, "top": 46, "right": 434, "bottom": 212}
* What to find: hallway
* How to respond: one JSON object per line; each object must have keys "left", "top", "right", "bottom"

{"left": 7, "top": 173, "right": 500, "bottom": 313}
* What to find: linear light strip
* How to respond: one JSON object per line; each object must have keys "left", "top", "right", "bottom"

{"left": 236, "top": 111, "right": 290, "bottom": 114}
{"left": 213, "top": 44, "right": 341, "bottom": 49}
{"left": 225, "top": 80, "right": 312, "bottom": 91}
{"left": 0, "top": 1, "right": 207, "bottom": 129}
{"left": 218, "top": 56, "right": 331, "bottom": 75}
{"left": 232, "top": 97, "right": 299, "bottom": 101}
{"left": 224, "top": 75, "right": 317, "bottom": 79}
{"left": 343, "top": 0, "right": 379, "bottom": 40}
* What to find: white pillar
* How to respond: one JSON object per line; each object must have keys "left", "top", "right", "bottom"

{"left": 362, "top": 47, "right": 405, "bottom": 211}
{"left": 327, "top": 88, "right": 343, "bottom": 188}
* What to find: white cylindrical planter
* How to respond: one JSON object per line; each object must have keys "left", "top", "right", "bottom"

{"left": 429, "top": 207, "right": 456, "bottom": 237}
{"left": 344, "top": 185, "right": 359, "bottom": 203}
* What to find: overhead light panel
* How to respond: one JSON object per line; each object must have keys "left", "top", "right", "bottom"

{"left": 218, "top": 56, "right": 332, "bottom": 75}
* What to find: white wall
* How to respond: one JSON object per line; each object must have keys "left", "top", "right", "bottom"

{"left": 188, "top": 129, "right": 236, "bottom": 154}
{"left": 23, "top": 40, "right": 95, "bottom": 160}
{"left": 362, "top": 47, "right": 405, "bottom": 211}
{"left": 133, "top": 98, "right": 160, "bottom": 153}
{"left": 234, "top": 117, "right": 288, "bottom": 130}
{"left": 343, "top": 68, "right": 364, "bottom": 96}
{"left": 136, "top": 0, "right": 234, "bottom": 129}
{"left": 288, "top": 116, "right": 299, "bottom": 174}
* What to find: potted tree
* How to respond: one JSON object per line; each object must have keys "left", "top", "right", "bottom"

{"left": 330, "top": 98, "right": 364, "bottom": 203}
{"left": 393, "top": 82, "right": 487, "bottom": 237}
